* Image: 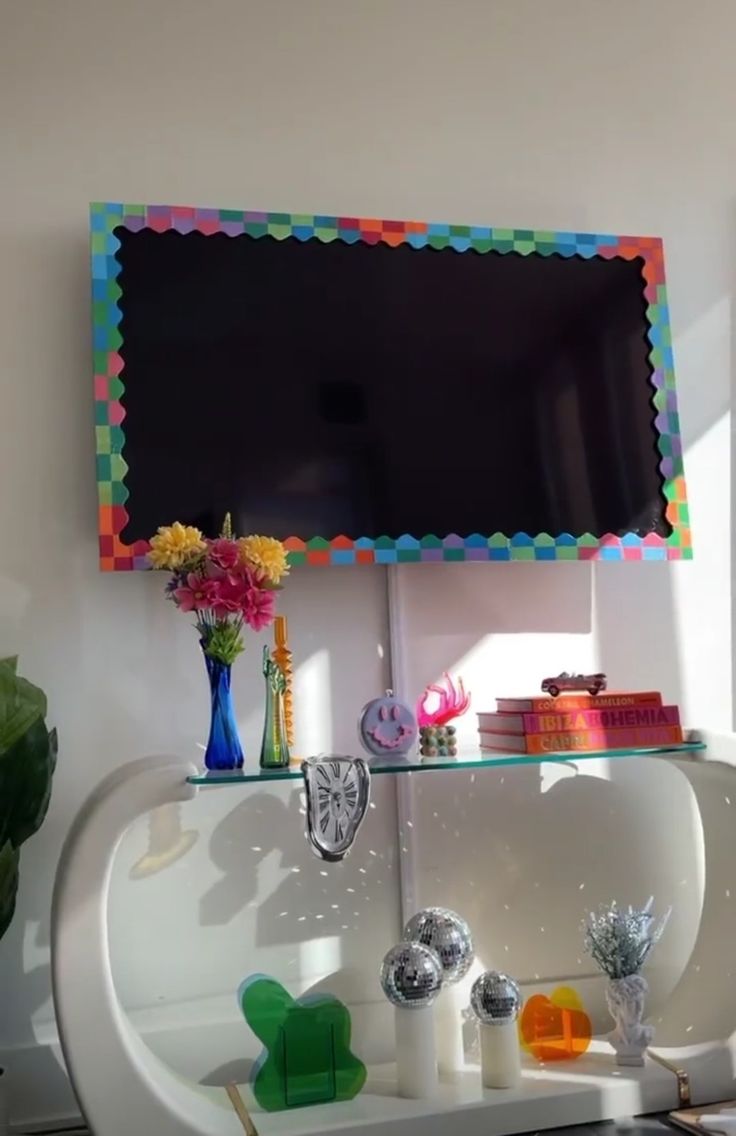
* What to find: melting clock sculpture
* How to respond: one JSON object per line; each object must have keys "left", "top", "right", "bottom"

{"left": 301, "top": 755, "right": 371, "bottom": 862}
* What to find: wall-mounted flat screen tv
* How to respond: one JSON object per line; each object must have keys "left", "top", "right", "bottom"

{"left": 91, "top": 204, "right": 690, "bottom": 569}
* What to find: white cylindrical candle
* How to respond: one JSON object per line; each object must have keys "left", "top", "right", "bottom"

{"left": 395, "top": 1006, "right": 438, "bottom": 1099}
{"left": 435, "top": 982, "right": 466, "bottom": 1075}
{"left": 480, "top": 1021, "right": 521, "bottom": 1089}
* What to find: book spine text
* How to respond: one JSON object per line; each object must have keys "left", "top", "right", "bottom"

{"left": 525, "top": 705, "right": 680, "bottom": 734}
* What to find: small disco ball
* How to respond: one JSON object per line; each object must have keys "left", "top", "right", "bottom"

{"left": 403, "top": 907, "right": 474, "bottom": 984}
{"left": 380, "top": 942, "right": 444, "bottom": 1009}
{"left": 470, "top": 971, "right": 522, "bottom": 1025}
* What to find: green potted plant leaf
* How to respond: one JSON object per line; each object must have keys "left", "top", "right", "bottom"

{"left": 0, "top": 658, "right": 57, "bottom": 1135}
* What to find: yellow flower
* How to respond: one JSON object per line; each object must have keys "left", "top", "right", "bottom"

{"left": 239, "top": 535, "right": 289, "bottom": 584}
{"left": 148, "top": 522, "right": 206, "bottom": 570}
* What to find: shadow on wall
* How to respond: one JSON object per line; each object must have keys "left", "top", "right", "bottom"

{"left": 731, "top": 205, "right": 736, "bottom": 732}
{"left": 409, "top": 757, "right": 704, "bottom": 1035}
{"left": 200, "top": 784, "right": 399, "bottom": 948}
{"left": 201, "top": 1057, "right": 255, "bottom": 1088}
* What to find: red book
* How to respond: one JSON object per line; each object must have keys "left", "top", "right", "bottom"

{"left": 479, "top": 723, "right": 684, "bottom": 755}
{"left": 494, "top": 691, "right": 662, "bottom": 714}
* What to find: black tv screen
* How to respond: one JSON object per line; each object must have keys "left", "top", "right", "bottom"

{"left": 92, "top": 205, "right": 690, "bottom": 567}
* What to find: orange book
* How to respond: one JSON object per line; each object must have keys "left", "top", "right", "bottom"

{"left": 494, "top": 691, "right": 662, "bottom": 714}
{"left": 479, "top": 723, "right": 683, "bottom": 755}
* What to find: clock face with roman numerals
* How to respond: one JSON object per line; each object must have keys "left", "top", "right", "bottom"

{"left": 301, "top": 755, "right": 371, "bottom": 863}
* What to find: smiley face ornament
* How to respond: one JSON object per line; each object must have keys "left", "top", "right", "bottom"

{"left": 358, "top": 689, "right": 418, "bottom": 761}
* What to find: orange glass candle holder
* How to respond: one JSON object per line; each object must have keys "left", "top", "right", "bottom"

{"left": 519, "top": 986, "right": 592, "bottom": 1062}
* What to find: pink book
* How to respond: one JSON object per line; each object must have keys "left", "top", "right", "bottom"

{"left": 525, "top": 705, "right": 680, "bottom": 735}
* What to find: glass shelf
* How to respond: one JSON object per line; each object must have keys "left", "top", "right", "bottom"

{"left": 186, "top": 742, "right": 706, "bottom": 785}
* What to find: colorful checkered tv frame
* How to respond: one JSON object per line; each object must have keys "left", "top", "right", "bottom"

{"left": 91, "top": 203, "right": 690, "bottom": 570}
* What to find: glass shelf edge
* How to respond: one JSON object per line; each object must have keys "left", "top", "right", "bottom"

{"left": 186, "top": 742, "right": 706, "bottom": 786}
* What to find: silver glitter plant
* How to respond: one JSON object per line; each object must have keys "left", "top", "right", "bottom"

{"left": 584, "top": 896, "right": 671, "bottom": 1066}
{"left": 583, "top": 896, "right": 671, "bottom": 979}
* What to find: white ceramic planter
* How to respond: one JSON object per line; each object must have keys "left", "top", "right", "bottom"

{"left": 0, "top": 1067, "right": 8, "bottom": 1136}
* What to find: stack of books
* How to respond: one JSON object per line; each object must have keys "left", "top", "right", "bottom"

{"left": 478, "top": 690, "right": 683, "bottom": 755}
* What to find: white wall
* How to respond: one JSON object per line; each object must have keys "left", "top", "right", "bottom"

{"left": 1, "top": 0, "right": 734, "bottom": 1128}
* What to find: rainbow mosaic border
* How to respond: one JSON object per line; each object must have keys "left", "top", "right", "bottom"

{"left": 91, "top": 202, "right": 691, "bottom": 570}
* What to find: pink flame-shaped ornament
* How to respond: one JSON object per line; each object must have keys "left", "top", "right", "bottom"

{"left": 416, "top": 672, "right": 471, "bottom": 728}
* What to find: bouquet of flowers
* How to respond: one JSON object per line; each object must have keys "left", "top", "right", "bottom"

{"left": 148, "top": 516, "right": 289, "bottom": 665}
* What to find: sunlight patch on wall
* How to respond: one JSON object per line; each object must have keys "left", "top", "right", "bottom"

{"left": 672, "top": 410, "right": 731, "bottom": 732}
{"left": 298, "top": 936, "right": 342, "bottom": 985}
{"left": 424, "top": 632, "right": 597, "bottom": 751}
{"left": 294, "top": 648, "right": 332, "bottom": 756}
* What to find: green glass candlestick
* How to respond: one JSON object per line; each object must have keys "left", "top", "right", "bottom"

{"left": 260, "top": 647, "right": 290, "bottom": 769}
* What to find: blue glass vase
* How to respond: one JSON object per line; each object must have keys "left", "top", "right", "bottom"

{"left": 202, "top": 649, "right": 244, "bottom": 771}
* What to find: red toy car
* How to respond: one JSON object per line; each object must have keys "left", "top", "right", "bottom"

{"left": 541, "top": 672, "right": 607, "bottom": 698}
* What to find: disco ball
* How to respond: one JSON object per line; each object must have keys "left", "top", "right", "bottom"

{"left": 403, "top": 907, "right": 474, "bottom": 984}
{"left": 380, "top": 942, "right": 444, "bottom": 1009}
{"left": 470, "top": 971, "right": 522, "bottom": 1025}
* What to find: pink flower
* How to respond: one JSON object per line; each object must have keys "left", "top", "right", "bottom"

{"left": 210, "top": 575, "right": 246, "bottom": 618}
{"left": 207, "top": 538, "right": 240, "bottom": 571}
{"left": 173, "top": 573, "right": 220, "bottom": 613}
{"left": 242, "top": 586, "right": 276, "bottom": 631}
